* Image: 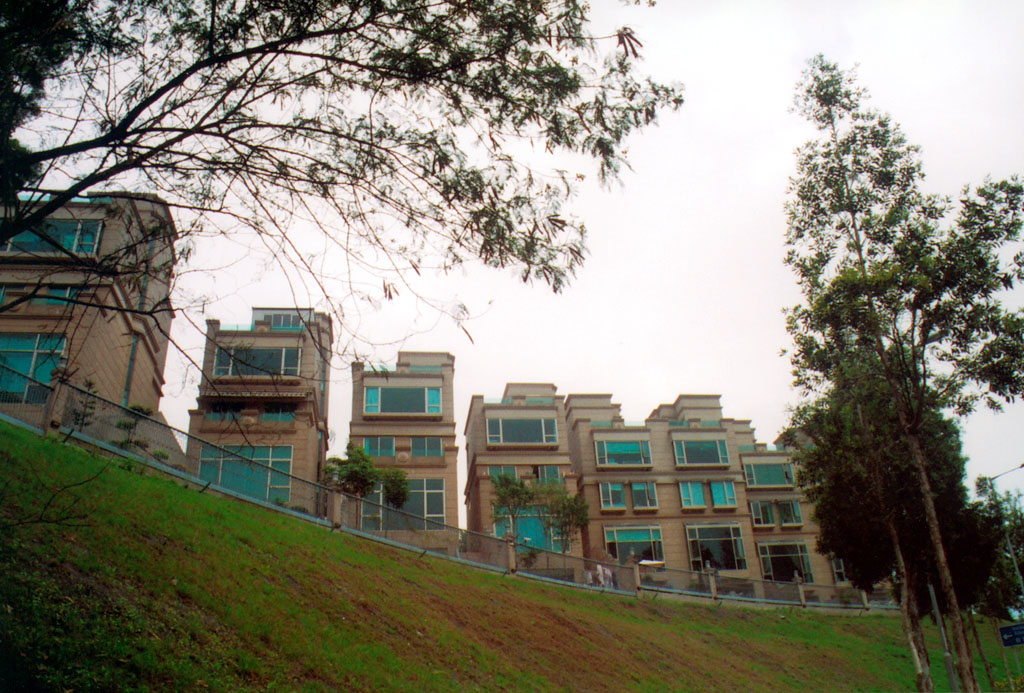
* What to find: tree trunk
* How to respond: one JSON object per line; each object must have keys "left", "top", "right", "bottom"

{"left": 903, "top": 429, "right": 978, "bottom": 691}
{"left": 967, "top": 609, "right": 995, "bottom": 690}
{"left": 888, "top": 514, "right": 934, "bottom": 692}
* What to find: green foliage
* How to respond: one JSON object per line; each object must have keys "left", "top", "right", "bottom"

{"left": 491, "top": 473, "right": 536, "bottom": 541}
{"left": 791, "top": 357, "right": 1001, "bottom": 610}
{"left": 535, "top": 481, "right": 589, "bottom": 554}
{"left": 785, "top": 54, "right": 1024, "bottom": 690}
{"left": 378, "top": 467, "right": 409, "bottom": 509}
{"left": 331, "top": 441, "right": 378, "bottom": 498}
{"left": 974, "top": 477, "right": 1024, "bottom": 619}
{"left": 3, "top": 0, "right": 684, "bottom": 300}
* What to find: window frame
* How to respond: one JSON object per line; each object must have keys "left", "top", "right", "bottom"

{"left": 213, "top": 346, "right": 301, "bottom": 377}
{"left": 709, "top": 480, "right": 737, "bottom": 508}
{"left": 486, "top": 417, "right": 557, "bottom": 444}
{"left": 686, "top": 523, "right": 748, "bottom": 571}
{"left": 674, "top": 439, "right": 730, "bottom": 466}
{"left": 758, "top": 542, "right": 814, "bottom": 583}
{"left": 679, "top": 481, "right": 706, "bottom": 508}
{"left": 411, "top": 436, "right": 443, "bottom": 457}
{"left": 0, "top": 219, "right": 103, "bottom": 255}
{"left": 363, "top": 436, "right": 396, "bottom": 457}
{"left": 0, "top": 333, "right": 67, "bottom": 402}
{"left": 630, "top": 481, "right": 658, "bottom": 510}
{"left": 776, "top": 499, "right": 803, "bottom": 526}
{"left": 599, "top": 482, "right": 627, "bottom": 510}
{"left": 604, "top": 525, "right": 664, "bottom": 564}
{"left": 743, "top": 462, "right": 795, "bottom": 488}
{"left": 364, "top": 385, "right": 442, "bottom": 414}
{"left": 749, "top": 500, "right": 775, "bottom": 527}
{"left": 594, "top": 439, "right": 652, "bottom": 467}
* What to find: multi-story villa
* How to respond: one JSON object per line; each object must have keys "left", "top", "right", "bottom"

{"left": 348, "top": 352, "right": 459, "bottom": 546}
{"left": 463, "top": 383, "right": 579, "bottom": 554}
{"left": 186, "top": 308, "right": 332, "bottom": 504}
{"left": 465, "top": 385, "right": 839, "bottom": 586}
{"left": 0, "top": 193, "right": 176, "bottom": 412}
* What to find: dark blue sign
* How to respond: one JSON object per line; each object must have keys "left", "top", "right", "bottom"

{"left": 999, "top": 623, "right": 1024, "bottom": 647}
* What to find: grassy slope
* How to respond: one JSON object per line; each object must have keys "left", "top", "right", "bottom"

{"left": 0, "top": 421, "right": 1006, "bottom": 691}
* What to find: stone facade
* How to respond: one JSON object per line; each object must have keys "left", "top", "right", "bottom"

{"left": 349, "top": 352, "right": 459, "bottom": 553}
{"left": 465, "top": 385, "right": 843, "bottom": 587}
{"left": 185, "top": 308, "right": 332, "bottom": 499}
{"left": 0, "top": 193, "right": 176, "bottom": 412}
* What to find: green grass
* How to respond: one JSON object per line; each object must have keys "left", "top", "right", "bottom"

{"left": 0, "top": 420, "right": 1014, "bottom": 691}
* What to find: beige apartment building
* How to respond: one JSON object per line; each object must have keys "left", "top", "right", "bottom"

{"left": 349, "top": 352, "right": 459, "bottom": 549}
{"left": 463, "top": 383, "right": 580, "bottom": 554}
{"left": 186, "top": 308, "right": 332, "bottom": 504}
{"left": 465, "top": 385, "right": 841, "bottom": 586}
{"left": 0, "top": 193, "right": 176, "bottom": 412}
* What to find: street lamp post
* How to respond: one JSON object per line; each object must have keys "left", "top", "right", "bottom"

{"left": 989, "top": 463, "right": 1024, "bottom": 600}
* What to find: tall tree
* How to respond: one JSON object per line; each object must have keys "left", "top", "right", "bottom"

{"left": 790, "top": 355, "right": 1002, "bottom": 692}
{"left": 785, "top": 55, "right": 1024, "bottom": 691}
{"left": 491, "top": 473, "right": 536, "bottom": 543}
{"left": 1, "top": 0, "right": 684, "bottom": 336}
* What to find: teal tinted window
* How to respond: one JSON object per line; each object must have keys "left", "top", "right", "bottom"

{"left": 364, "top": 436, "right": 395, "bottom": 457}
{"left": 535, "top": 465, "right": 561, "bottom": 483}
{"left": 494, "top": 506, "right": 564, "bottom": 552}
{"left": 631, "top": 482, "right": 658, "bottom": 509}
{"left": 365, "top": 386, "right": 441, "bottom": 414}
{"left": 0, "top": 333, "right": 66, "bottom": 401}
{"left": 604, "top": 526, "right": 663, "bottom": 564}
{"left": 750, "top": 500, "right": 774, "bottom": 526}
{"left": 487, "top": 418, "right": 556, "bottom": 444}
{"left": 687, "top": 524, "right": 747, "bottom": 571}
{"left": 675, "top": 440, "right": 729, "bottom": 465}
{"left": 260, "top": 403, "right": 296, "bottom": 421}
{"left": 198, "top": 444, "right": 292, "bottom": 504}
{"left": 411, "top": 437, "right": 442, "bottom": 457}
{"left": 710, "top": 481, "right": 736, "bottom": 507}
{"left": 595, "top": 440, "right": 651, "bottom": 466}
{"left": 489, "top": 465, "right": 517, "bottom": 482}
{"left": 363, "top": 477, "right": 445, "bottom": 531}
{"left": 744, "top": 463, "right": 793, "bottom": 486}
{"left": 679, "top": 482, "right": 705, "bottom": 507}
{"left": 1, "top": 219, "right": 101, "bottom": 254}
{"left": 599, "top": 482, "right": 626, "bottom": 509}
{"left": 36, "top": 285, "right": 82, "bottom": 305}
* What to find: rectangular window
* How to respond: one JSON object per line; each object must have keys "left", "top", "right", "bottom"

{"left": 363, "top": 386, "right": 441, "bottom": 414}
{"left": 679, "top": 481, "right": 706, "bottom": 508}
{"left": 758, "top": 542, "right": 814, "bottom": 583}
{"left": 486, "top": 417, "right": 557, "bottom": 444}
{"left": 199, "top": 445, "right": 292, "bottom": 504}
{"left": 268, "top": 313, "right": 303, "bottom": 330}
{"left": 744, "top": 463, "right": 794, "bottom": 487}
{"left": 206, "top": 402, "right": 243, "bottom": 421}
{"left": 534, "top": 465, "right": 562, "bottom": 483}
{"left": 260, "top": 403, "right": 296, "bottom": 422}
{"left": 595, "top": 440, "right": 651, "bottom": 466}
{"left": 35, "top": 285, "right": 83, "bottom": 305}
{"left": 709, "top": 481, "right": 736, "bottom": 508}
{"left": 777, "top": 500, "right": 803, "bottom": 526}
{"left": 605, "top": 526, "right": 663, "bottom": 564}
{"left": 631, "top": 482, "right": 658, "bottom": 509}
{"left": 599, "top": 482, "right": 626, "bottom": 509}
{"left": 1, "top": 219, "right": 101, "bottom": 254}
{"left": 411, "top": 436, "right": 443, "bottom": 457}
{"left": 489, "top": 465, "right": 518, "bottom": 482}
{"left": 213, "top": 347, "right": 300, "bottom": 376}
{"left": 687, "top": 524, "right": 747, "bottom": 571}
{"left": 831, "top": 557, "right": 848, "bottom": 583}
{"left": 363, "top": 478, "right": 445, "bottom": 531}
{"left": 674, "top": 439, "right": 729, "bottom": 466}
{"left": 0, "top": 333, "right": 66, "bottom": 403}
{"left": 750, "top": 500, "right": 775, "bottom": 526}
{"left": 494, "top": 506, "right": 563, "bottom": 552}
{"left": 363, "top": 436, "right": 395, "bottom": 457}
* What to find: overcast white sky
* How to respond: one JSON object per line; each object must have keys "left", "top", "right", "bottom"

{"left": 160, "top": 0, "right": 1024, "bottom": 503}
